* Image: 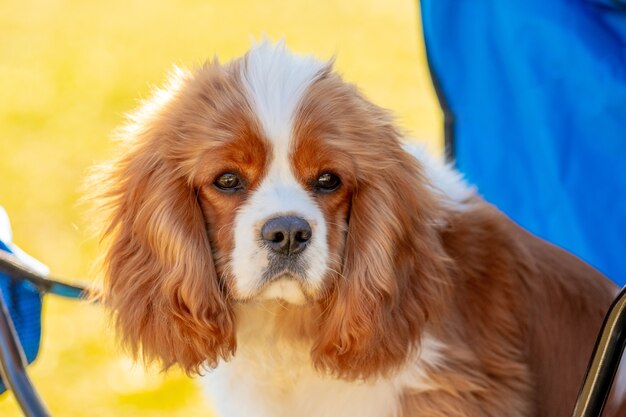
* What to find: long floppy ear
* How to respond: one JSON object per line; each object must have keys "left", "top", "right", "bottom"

{"left": 312, "top": 143, "right": 453, "bottom": 380}
{"left": 91, "top": 75, "right": 235, "bottom": 375}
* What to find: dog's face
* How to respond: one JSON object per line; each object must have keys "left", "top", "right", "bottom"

{"left": 94, "top": 42, "right": 451, "bottom": 379}
{"left": 194, "top": 48, "right": 354, "bottom": 306}
{"left": 198, "top": 122, "right": 349, "bottom": 306}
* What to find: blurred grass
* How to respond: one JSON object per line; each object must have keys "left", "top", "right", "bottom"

{"left": 0, "top": 0, "right": 441, "bottom": 415}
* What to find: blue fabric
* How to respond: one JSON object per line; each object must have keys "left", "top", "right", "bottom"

{"left": 421, "top": 0, "right": 626, "bottom": 285}
{"left": 0, "top": 240, "right": 42, "bottom": 393}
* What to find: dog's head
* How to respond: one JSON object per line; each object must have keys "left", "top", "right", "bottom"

{"left": 93, "top": 41, "right": 452, "bottom": 379}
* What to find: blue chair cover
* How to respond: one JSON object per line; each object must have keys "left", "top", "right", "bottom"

{"left": 0, "top": 239, "right": 42, "bottom": 393}
{"left": 421, "top": 0, "right": 626, "bottom": 285}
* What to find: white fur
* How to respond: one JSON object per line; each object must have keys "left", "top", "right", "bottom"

{"left": 403, "top": 142, "right": 475, "bottom": 207}
{"left": 202, "top": 304, "right": 445, "bottom": 417}
{"left": 230, "top": 41, "right": 329, "bottom": 303}
{"left": 240, "top": 39, "right": 326, "bottom": 148}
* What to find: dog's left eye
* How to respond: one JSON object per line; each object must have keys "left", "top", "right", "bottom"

{"left": 214, "top": 173, "right": 244, "bottom": 192}
{"left": 314, "top": 173, "right": 341, "bottom": 192}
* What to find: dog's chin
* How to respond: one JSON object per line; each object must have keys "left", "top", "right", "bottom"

{"left": 257, "top": 274, "right": 312, "bottom": 305}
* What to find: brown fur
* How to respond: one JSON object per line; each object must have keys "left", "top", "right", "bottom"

{"left": 292, "top": 69, "right": 454, "bottom": 379}
{"left": 90, "top": 61, "right": 268, "bottom": 373}
{"left": 91, "top": 53, "right": 620, "bottom": 416}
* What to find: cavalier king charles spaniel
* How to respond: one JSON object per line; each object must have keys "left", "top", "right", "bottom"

{"left": 92, "top": 41, "right": 623, "bottom": 417}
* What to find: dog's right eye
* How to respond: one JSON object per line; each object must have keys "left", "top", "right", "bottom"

{"left": 214, "top": 173, "right": 244, "bottom": 192}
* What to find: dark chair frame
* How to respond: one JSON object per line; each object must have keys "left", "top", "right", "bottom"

{"left": 572, "top": 286, "right": 626, "bottom": 416}
{"left": 0, "top": 251, "right": 89, "bottom": 417}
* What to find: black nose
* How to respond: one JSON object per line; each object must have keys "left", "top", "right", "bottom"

{"left": 261, "top": 216, "right": 312, "bottom": 256}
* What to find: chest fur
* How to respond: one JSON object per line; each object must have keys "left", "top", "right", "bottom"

{"left": 201, "top": 305, "right": 442, "bottom": 417}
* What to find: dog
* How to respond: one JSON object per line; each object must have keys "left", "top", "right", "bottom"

{"left": 91, "top": 41, "right": 622, "bottom": 416}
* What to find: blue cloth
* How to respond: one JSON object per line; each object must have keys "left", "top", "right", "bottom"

{"left": 421, "top": 0, "right": 626, "bottom": 285}
{"left": 0, "top": 240, "right": 42, "bottom": 393}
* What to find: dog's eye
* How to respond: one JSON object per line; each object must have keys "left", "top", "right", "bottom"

{"left": 314, "top": 173, "right": 341, "bottom": 193}
{"left": 214, "top": 173, "right": 243, "bottom": 192}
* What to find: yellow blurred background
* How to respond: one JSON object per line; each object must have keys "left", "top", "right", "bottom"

{"left": 0, "top": 0, "right": 441, "bottom": 415}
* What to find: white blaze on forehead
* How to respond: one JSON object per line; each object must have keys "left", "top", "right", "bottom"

{"left": 240, "top": 39, "right": 327, "bottom": 145}
{"left": 230, "top": 41, "right": 330, "bottom": 302}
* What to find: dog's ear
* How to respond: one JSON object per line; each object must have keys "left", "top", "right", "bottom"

{"left": 312, "top": 127, "right": 452, "bottom": 380}
{"left": 92, "top": 71, "right": 235, "bottom": 374}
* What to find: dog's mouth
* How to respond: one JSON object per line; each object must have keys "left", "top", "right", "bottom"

{"left": 253, "top": 274, "right": 313, "bottom": 305}
{"left": 261, "top": 254, "right": 308, "bottom": 282}
{"left": 254, "top": 262, "right": 315, "bottom": 305}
